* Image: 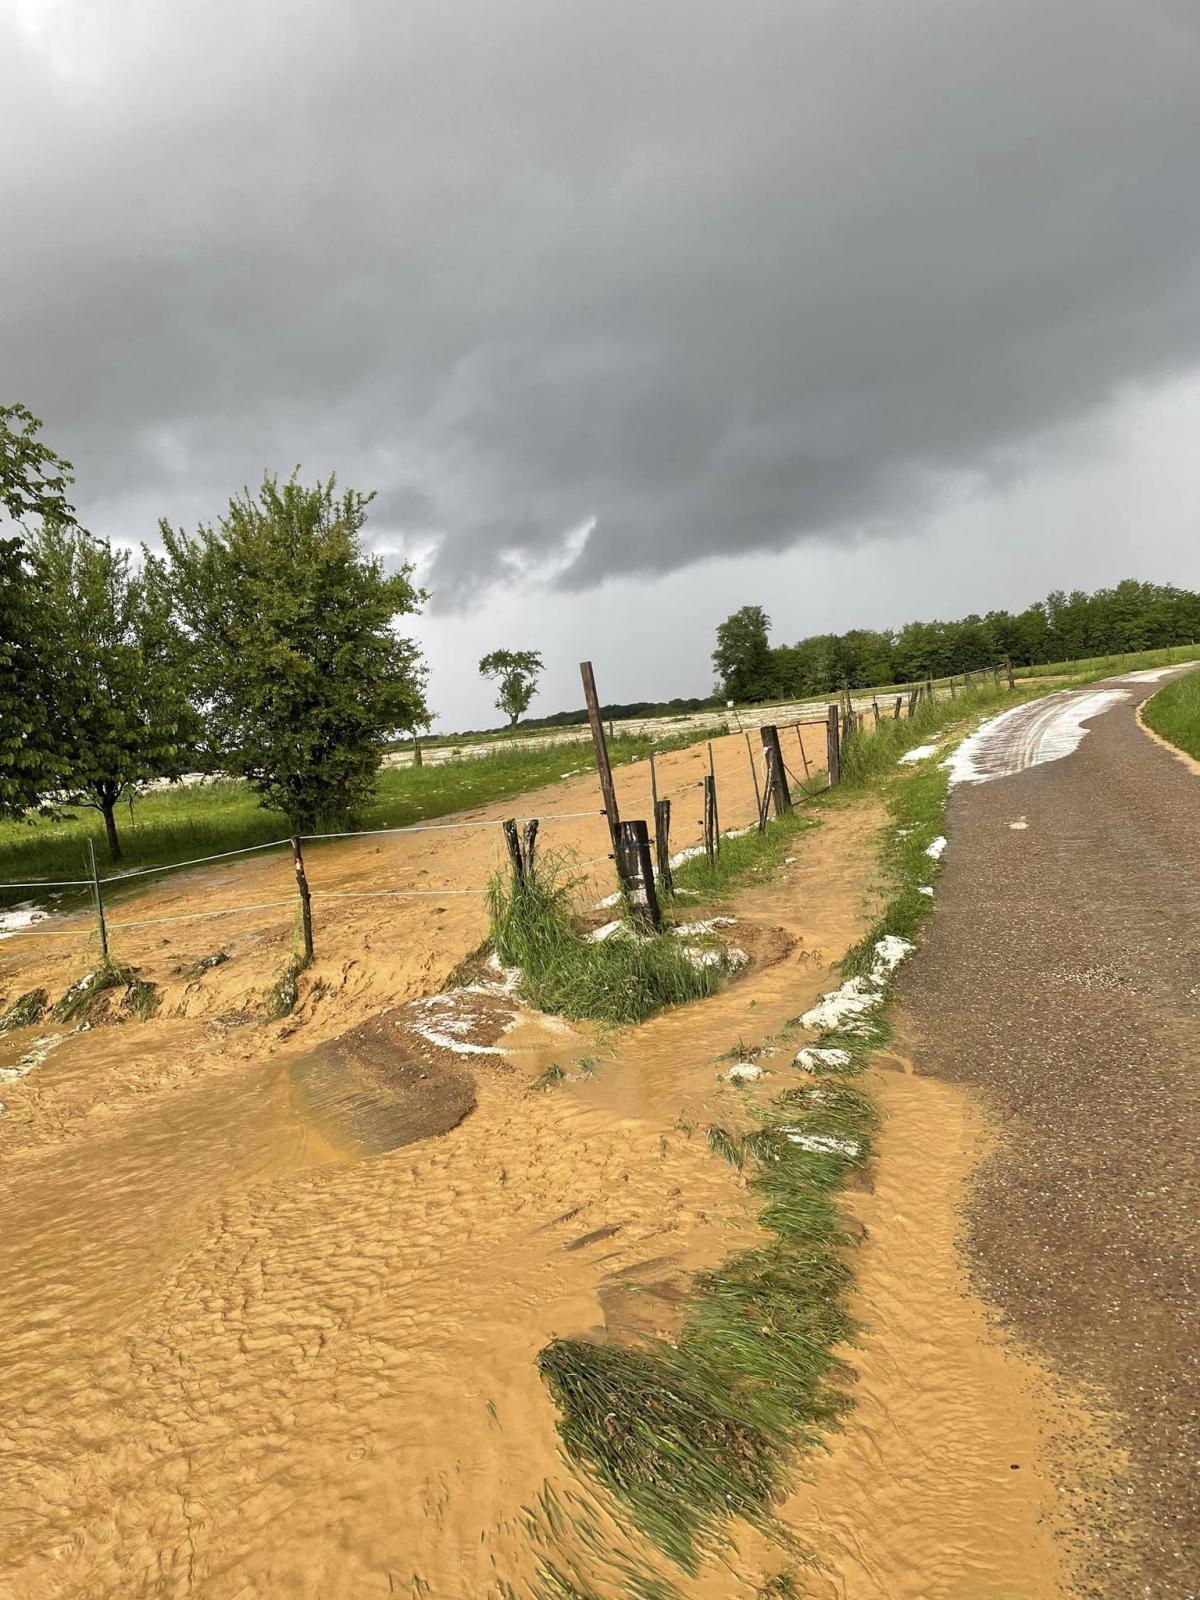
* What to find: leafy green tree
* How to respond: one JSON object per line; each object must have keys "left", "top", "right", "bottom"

{"left": 161, "top": 473, "right": 428, "bottom": 830}
{"left": 29, "top": 526, "right": 196, "bottom": 860}
{"left": 0, "top": 405, "right": 77, "bottom": 819}
{"left": 479, "top": 648, "right": 544, "bottom": 727}
{"left": 713, "top": 605, "right": 775, "bottom": 701}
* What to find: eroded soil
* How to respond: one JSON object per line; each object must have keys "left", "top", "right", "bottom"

{"left": 0, "top": 740, "right": 1082, "bottom": 1598}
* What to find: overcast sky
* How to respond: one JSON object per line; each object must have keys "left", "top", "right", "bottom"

{"left": 4, "top": 0, "right": 1200, "bottom": 728}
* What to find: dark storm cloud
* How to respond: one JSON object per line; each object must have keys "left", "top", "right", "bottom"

{"left": 3, "top": 0, "right": 1199, "bottom": 604}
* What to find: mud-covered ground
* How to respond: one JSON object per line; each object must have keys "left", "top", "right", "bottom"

{"left": 0, "top": 725, "right": 1079, "bottom": 1599}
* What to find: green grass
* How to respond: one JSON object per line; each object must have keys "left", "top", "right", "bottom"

{"left": 1011, "top": 640, "right": 1200, "bottom": 684}
{"left": 488, "top": 855, "right": 726, "bottom": 1026}
{"left": 0, "top": 728, "right": 710, "bottom": 900}
{"left": 669, "top": 808, "right": 820, "bottom": 902}
{"left": 1142, "top": 667, "right": 1200, "bottom": 761}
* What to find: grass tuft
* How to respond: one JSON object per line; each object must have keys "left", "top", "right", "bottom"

{"left": 49, "top": 961, "right": 159, "bottom": 1024}
{"left": 488, "top": 855, "right": 726, "bottom": 1026}
{"left": 0, "top": 987, "right": 48, "bottom": 1031}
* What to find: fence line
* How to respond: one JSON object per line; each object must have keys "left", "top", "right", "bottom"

{"left": 0, "top": 666, "right": 1016, "bottom": 964}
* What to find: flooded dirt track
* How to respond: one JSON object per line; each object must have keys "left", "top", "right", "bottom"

{"left": 0, "top": 726, "right": 1080, "bottom": 1600}
{"left": 904, "top": 668, "right": 1200, "bottom": 1597}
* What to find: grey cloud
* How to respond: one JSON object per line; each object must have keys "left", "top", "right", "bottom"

{"left": 2, "top": 0, "right": 1199, "bottom": 605}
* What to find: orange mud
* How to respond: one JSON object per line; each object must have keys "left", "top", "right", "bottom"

{"left": 0, "top": 734, "right": 1078, "bottom": 1599}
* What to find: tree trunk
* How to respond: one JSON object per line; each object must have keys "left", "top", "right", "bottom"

{"left": 509, "top": 710, "right": 519, "bottom": 727}
{"left": 100, "top": 792, "right": 123, "bottom": 862}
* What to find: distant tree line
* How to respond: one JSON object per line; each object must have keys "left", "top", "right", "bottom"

{"left": 713, "top": 584, "right": 1200, "bottom": 702}
{"left": 1, "top": 405, "right": 429, "bottom": 860}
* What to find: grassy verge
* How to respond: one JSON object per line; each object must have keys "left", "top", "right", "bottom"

{"left": 1011, "top": 640, "right": 1200, "bottom": 684}
{"left": 534, "top": 688, "right": 1002, "bottom": 1585}
{"left": 0, "top": 727, "right": 712, "bottom": 896}
{"left": 1141, "top": 668, "right": 1200, "bottom": 761}
{"left": 488, "top": 855, "right": 726, "bottom": 1026}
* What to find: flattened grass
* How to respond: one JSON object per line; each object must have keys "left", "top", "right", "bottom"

{"left": 539, "top": 1074, "right": 875, "bottom": 1572}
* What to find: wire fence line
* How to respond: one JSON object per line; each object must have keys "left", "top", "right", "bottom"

{"left": 0, "top": 667, "right": 1002, "bottom": 965}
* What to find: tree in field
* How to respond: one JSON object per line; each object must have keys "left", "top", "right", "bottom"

{"left": 29, "top": 526, "right": 196, "bottom": 860}
{"left": 160, "top": 473, "right": 428, "bottom": 830}
{"left": 479, "top": 648, "right": 543, "bottom": 727}
{"left": 0, "top": 405, "right": 77, "bottom": 819}
{"left": 713, "top": 605, "right": 775, "bottom": 702}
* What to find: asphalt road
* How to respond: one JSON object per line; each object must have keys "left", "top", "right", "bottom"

{"left": 902, "top": 670, "right": 1200, "bottom": 1599}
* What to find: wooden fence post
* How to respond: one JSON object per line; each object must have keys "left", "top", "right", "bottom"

{"left": 290, "top": 837, "right": 315, "bottom": 963}
{"left": 893, "top": 695, "right": 902, "bottom": 719}
{"left": 87, "top": 838, "right": 109, "bottom": 963}
{"left": 502, "top": 819, "right": 525, "bottom": 884}
{"left": 925, "top": 677, "right": 934, "bottom": 703}
{"left": 617, "top": 820, "right": 661, "bottom": 931}
{"left": 412, "top": 734, "right": 423, "bottom": 768}
{"left": 649, "top": 751, "right": 659, "bottom": 818}
{"left": 826, "top": 705, "right": 841, "bottom": 786}
{"left": 654, "top": 797, "right": 674, "bottom": 896}
{"left": 872, "top": 697, "right": 880, "bottom": 727}
{"left": 579, "top": 659, "right": 624, "bottom": 870}
{"left": 522, "top": 818, "right": 539, "bottom": 875}
{"left": 760, "top": 725, "right": 791, "bottom": 815}
{"left": 703, "top": 774, "right": 719, "bottom": 865}
{"left": 1004, "top": 655, "right": 1015, "bottom": 690}
{"left": 907, "top": 688, "right": 920, "bottom": 718}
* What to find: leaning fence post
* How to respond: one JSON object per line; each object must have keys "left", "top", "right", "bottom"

{"left": 743, "top": 730, "right": 764, "bottom": 827}
{"left": 581, "top": 661, "right": 621, "bottom": 853}
{"left": 893, "top": 695, "right": 902, "bottom": 720}
{"left": 617, "top": 820, "right": 662, "bottom": 931}
{"left": 1004, "top": 655, "right": 1015, "bottom": 690}
{"left": 794, "top": 723, "right": 812, "bottom": 783}
{"left": 826, "top": 705, "right": 841, "bottom": 786}
{"left": 290, "top": 837, "right": 315, "bottom": 963}
{"left": 87, "top": 838, "right": 109, "bottom": 963}
{"left": 703, "top": 774, "right": 719, "bottom": 865}
{"left": 653, "top": 797, "right": 674, "bottom": 896}
{"left": 907, "top": 688, "right": 920, "bottom": 718}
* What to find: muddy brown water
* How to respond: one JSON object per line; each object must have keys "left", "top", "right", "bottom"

{"left": 0, "top": 779, "right": 1079, "bottom": 1598}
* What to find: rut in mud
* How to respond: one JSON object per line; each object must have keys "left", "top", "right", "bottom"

{"left": 0, "top": 733, "right": 1076, "bottom": 1599}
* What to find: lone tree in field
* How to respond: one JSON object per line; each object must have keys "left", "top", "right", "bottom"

{"left": 713, "top": 604, "right": 774, "bottom": 702}
{"left": 30, "top": 526, "right": 196, "bottom": 860}
{"left": 0, "top": 405, "right": 77, "bottom": 819}
{"left": 479, "top": 648, "right": 543, "bottom": 728}
{"left": 161, "top": 473, "right": 428, "bottom": 830}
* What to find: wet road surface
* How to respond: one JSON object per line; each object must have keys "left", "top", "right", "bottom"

{"left": 904, "top": 669, "right": 1200, "bottom": 1597}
